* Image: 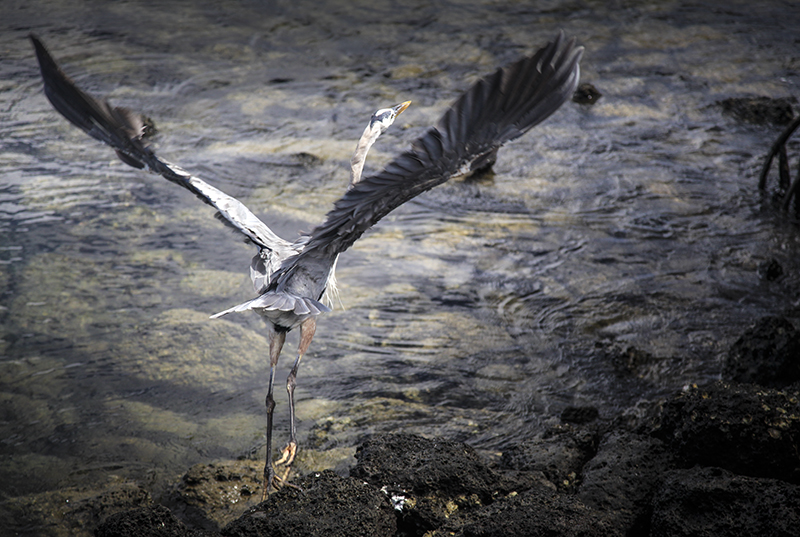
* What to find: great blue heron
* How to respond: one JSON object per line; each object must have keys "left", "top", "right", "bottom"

{"left": 30, "top": 32, "right": 583, "bottom": 497}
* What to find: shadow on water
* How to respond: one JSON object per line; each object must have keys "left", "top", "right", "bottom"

{"left": 2, "top": 0, "right": 800, "bottom": 521}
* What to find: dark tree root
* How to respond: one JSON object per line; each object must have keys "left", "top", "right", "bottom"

{"left": 759, "top": 115, "right": 800, "bottom": 215}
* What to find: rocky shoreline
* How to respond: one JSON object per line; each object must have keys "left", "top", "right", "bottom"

{"left": 11, "top": 316, "right": 798, "bottom": 536}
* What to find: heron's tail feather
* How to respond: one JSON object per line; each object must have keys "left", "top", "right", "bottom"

{"left": 29, "top": 34, "right": 293, "bottom": 255}
{"left": 210, "top": 292, "right": 331, "bottom": 319}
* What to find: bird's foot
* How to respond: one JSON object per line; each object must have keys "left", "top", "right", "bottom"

{"left": 262, "top": 461, "right": 278, "bottom": 501}
{"left": 275, "top": 472, "right": 303, "bottom": 492}
{"left": 274, "top": 441, "right": 297, "bottom": 487}
{"left": 261, "top": 442, "right": 299, "bottom": 500}
{"left": 275, "top": 441, "right": 298, "bottom": 467}
{"left": 261, "top": 465, "right": 298, "bottom": 500}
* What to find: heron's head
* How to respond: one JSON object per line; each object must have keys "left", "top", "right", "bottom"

{"left": 369, "top": 100, "right": 411, "bottom": 135}
{"left": 349, "top": 100, "right": 412, "bottom": 188}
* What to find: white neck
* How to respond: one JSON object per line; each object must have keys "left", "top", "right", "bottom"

{"left": 349, "top": 124, "right": 382, "bottom": 189}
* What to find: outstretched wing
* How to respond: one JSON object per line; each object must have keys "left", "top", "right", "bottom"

{"left": 295, "top": 31, "right": 583, "bottom": 261}
{"left": 29, "top": 34, "right": 293, "bottom": 255}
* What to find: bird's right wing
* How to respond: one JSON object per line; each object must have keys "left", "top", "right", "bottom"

{"left": 291, "top": 31, "right": 583, "bottom": 264}
{"left": 29, "top": 34, "right": 293, "bottom": 255}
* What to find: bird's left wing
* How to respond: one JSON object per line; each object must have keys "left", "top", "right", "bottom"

{"left": 29, "top": 34, "right": 293, "bottom": 255}
{"left": 290, "top": 31, "right": 583, "bottom": 265}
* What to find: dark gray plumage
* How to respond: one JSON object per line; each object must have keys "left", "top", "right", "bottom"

{"left": 30, "top": 32, "right": 583, "bottom": 496}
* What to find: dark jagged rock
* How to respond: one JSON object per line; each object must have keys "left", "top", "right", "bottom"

{"left": 650, "top": 466, "right": 800, "bottom": 537}
{"left": 1, "top": 480, "right": 153, "bottom": 537}
{"left": 573, "top": 82, "right": 602, "bottom": 105}
{"left": 651, "top": 381, "right": 800, "bottom": 483}
{"left": 431, "top": 484, "right": 613, "bottom": 537}
{"left": 165, "top": 460, "right": 262, "bottom": 532}
{"left": 351, "top": 433, "right": 501, "bottom": 499}
{"left": 501, "top": 427, "right": 598, "bottom": 490}
{"left": 221, "top": 470, "right": 396, "bottom": 537}
{"left": 578, "top": 431, "right": 674, "bottom": 535}
{"left": 79, "top": 378, "right": 800, "bottom": 537}
{"left": 95, "top": 504, "right": 204, "bottom": 537}
{"left": 724, "top": 316, "right": 800, "bottom": 387}
{"left": 350, "top": 433, "right": 504, "bottom": 535}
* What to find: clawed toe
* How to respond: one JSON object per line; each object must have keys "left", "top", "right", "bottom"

{"left": 275, "top": 441, "right": 297, "bottom": 467}
{"left": 261, "top": 441, "right": 299, "bottom": 499}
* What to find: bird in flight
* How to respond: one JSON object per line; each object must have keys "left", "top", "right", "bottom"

{"left": 30, "top": 32, "right": 582, "bottom": 497}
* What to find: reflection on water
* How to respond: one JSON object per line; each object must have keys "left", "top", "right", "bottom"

{"left": 2, "top": 0, "right": 800, "bottom": 516}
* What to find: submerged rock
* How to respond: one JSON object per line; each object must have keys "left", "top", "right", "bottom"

{"left": 572, "top": 82, "right": 602, "bottom": 105}
{"left": 718, "top": 96, "right": 796, "bottom": 125}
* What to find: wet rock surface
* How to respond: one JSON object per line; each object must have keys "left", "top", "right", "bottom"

{"left": 6, "top": 315, "right": 800, "bottom": 536}
{"left": 31, "top": 312, "right": 799, "bottom": 536}
{"left": 164, "top": 460, "right": 263, "bottom": 533}
{"left": 0, "top": 480, "right": 152, "bottom": 537}
{"left": 89, "top": 373, "right": 800, "bottom": 536}
{"left": 98, "top": 382, "right": 800, "bottom": 537}
{"left": 24, "top": 383, "right": 799, "bottom": 537}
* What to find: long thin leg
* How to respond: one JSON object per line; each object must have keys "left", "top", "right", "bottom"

{"left": 275, "top": 317, "right": 316, "bottom": 482}
{"left": 262, "top": 328, "right": 285, "bottom": 500}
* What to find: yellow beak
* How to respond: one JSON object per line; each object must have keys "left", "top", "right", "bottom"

{"left": 392, "top": 100, "right": 411, "bottom": 116}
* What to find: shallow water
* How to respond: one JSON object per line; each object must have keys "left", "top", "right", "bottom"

{"left": 2, "top": 0, "right": 800, "bottom": 515}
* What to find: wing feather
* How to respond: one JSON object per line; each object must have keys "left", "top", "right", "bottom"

{"left": 294, "top": 31, "right": 583, "bottom": 261}
{"left": 30, "top": 34, "right": 292, "bottom": 255}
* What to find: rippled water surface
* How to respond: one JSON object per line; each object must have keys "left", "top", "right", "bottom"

{"left": 2, "top": 0, "right": 800, "bottom": 515}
